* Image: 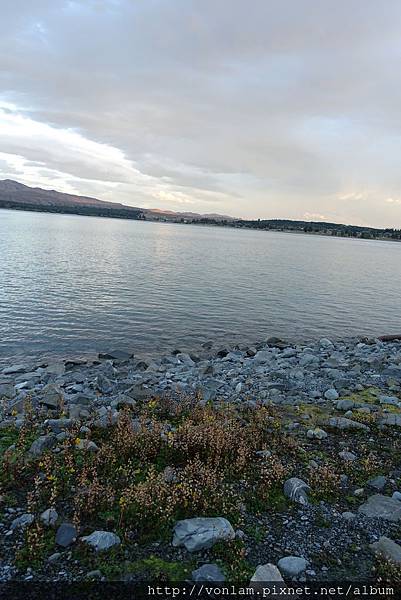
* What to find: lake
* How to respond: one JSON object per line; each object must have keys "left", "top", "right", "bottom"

{"left": 1, "top": 209, "right": 401, "bottom": 362}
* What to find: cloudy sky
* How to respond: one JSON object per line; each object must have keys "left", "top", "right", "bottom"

{"left": 1, "top": 0, "right": 401, "bottom": 227}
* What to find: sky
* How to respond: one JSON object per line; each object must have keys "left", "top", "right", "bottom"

{"left": 1, "top": 1, "right": 401, "bottom": 227}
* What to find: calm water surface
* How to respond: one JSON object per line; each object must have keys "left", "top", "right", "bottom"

{"left": 1, "top": 209, "right": 401, "bottom": 362}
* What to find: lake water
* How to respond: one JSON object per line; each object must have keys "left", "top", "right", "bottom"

{"left": 1, "top": 209, "right": 401, "bottom": 362}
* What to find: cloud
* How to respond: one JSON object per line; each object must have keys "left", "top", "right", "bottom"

{"left": 0, "top": 0, "right": 401, "bottom": 225}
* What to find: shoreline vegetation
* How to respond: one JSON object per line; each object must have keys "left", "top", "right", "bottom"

{"left": 1, "top": 178, "right": 400, "bottom": 241}
{"left": 2, "top": 201, "right": 401, "bottom": 242}
{"left": 2, "top": 335, "right": 401, "bottom": 584}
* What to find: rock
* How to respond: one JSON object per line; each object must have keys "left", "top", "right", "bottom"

{"left": 172, "top": 517, "right": 235, "bottom": 552}
{"left": 11, "top": 513, "right": 34, "bottom": 530}
{"left": 29, "top": 434, "right": 56, "bottom": 457}
{"left": 86, "top": 570, "right": 103, "bottom": 579}
{"left": 379, "top": 395, "right": 399, "bottom": 406}
{"left": 2, "top": 364, "right": 28, "bottom": 375}
{"left": 81, "top": 531, "right": 121, "bottom": 552}
{"left": 192, "top": 564, "right": 226, "bottom": 582}
{"left": 95, "top": 374, "right": 113, "bottom": 394}
{"left": 307, "top": 428, "right": 327, "bottom": 440}
{"left": 370, "top": 537, "right": 401, "bottom": 564}
{"left": 320, "top": 339, "right": 334, "bottom": 349}
{"left": 0, "top": 384, "right": 15, "bottom": 399}
{"left": 47, "top": 553, "right": 61, "bottom": 563}
{"left": 40, "top": 384, "right": 63, "bottom": 409}
{"left": 324, "top": 388, "right": 339, "bottom": 401}
{"left": 56, "top": 523, "right": 78, "bottom": 547}
{"left": 380, "top": 414, "right": 401, "bottom": 427}
{"left": 339, "top": 451, "right": 357, "bottom": 461}
{"left": 336, "top": 399, "right": 355, "bottom": 411}
{"left": 368, "top": 476, "right": 387, "bottom": 491}
{"left": 278, "top": 556, "right": 308, "bottom": 578}
{"left": 46, "top": 363, "right": 65, "bottom": 376}
{"left": 99, "top": 350, "right": 133, "bottom": 362}
{"left": 40, "top": 508, "right": 58, "bottom": 527}
{"left": 328, "top": 417, "right": 369, "bottom": 431}
{"left": 75, "top": 439, "right": 99, "bottom": 453}
{"left": 250, "top": 563, "right": 284, "bottom": 582}
{"left": 358, "top": 495, "right": 401, "bottom": 521}
{"left": 392, "top": 492, "right": 401, "bottom": 502}
{"left": 283, "top": 477, "right": 310, "bottom": 505}
{"left": 342, "top": 512, "right": 356, "bottom": 521}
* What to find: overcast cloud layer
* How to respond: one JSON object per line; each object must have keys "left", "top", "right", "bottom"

{"left": 1, "top": 0, "right": 401, "bottom": 227}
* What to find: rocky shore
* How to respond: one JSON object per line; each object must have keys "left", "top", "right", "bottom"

{"left": 1, "top": 335, "right": 401, "bottom": 584}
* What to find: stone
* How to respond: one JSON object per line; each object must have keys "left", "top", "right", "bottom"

{"left": 2, "top": 364, "right": 28, "bottom": 375}
{"left": 250, "top": 563, "right": 284, "bottom": 582}
{"left": 95, "top": 374, "right": 113, "bottom": 394}
{"left": 0, "top": 383, "right": 15, "bottom": 398}
{"left": 380, "top": 414, "right": 401, "bottom": 427}
{"left": 392, "top": 492, "right": 401, "bottom": 502}
{"left": 29, "top": 434, "right": 56, "bottom": 457}
{"left": 99, "top": 350, "right": 133, "bottom": 362}
{"left": 324, "top": 388, "right": 339, "bottom": 401}
{"left": 368, "top": 476, "right": 387, "bottom": 491}
{"left": 342, "top": 512, "right": 356, "bottom": 521}
{"left": 11, "top": 513, "right": 34, "bottom": 530}
{"left": 81, "top": 530, "right": 121, "bottom": 552}
{"left": 278, "top": 556, "right": 308, "bottom": 578}
{"left": 56, "top": 523, "right": 78, "bottom": 547}
{"left": 370, "top": 537, "right": 401, "bottom": 564}
{"left": 192, "top": 564, "right": 226, "bottom": 582}
{"left": 379, "top": 395, "right": 399, "bottom": 406}
{"left": 320, "top": 339, "right": 334, "bottom": 349}
{"left": 172, "top": 517, "right": 235, "bottom": 552}
{"left": 75, "top": 439, "right": 99, "bottom": 452}
{"left": 40, "top": 508, "right": 58, "bottom": 527}
{"left": 336, "top": 399, "right": 355, "bottom": 411}
{"left": 40, "top": 384, "right": 63, "bottom": 409}
{"left": 328, "top": 417, "right": 370, "bottom": 431}
{"left": 283, "top": 477, "right": 310, "bottom": 505}
{"left": 307, "top": 428, "right": 327, "bottom": 440}
{"left": 358, "top": 495, "right": 401, "bottom": 521}
{"left": 339, "top": 451, "right": 357, "bottom": 461}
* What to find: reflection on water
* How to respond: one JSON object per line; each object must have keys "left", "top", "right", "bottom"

{"left": 1, "top": 209, "right": 401, "bottom": 361}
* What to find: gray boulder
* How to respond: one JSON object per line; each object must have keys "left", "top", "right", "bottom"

{"left": 380, "top": 414, "right": 401, "bottom": 427}
{"left": 307, "top": 428, "right": 327, "bottom": 440}
{"left": 172, "top": 517, "right": 235, "bottom": 552}
{"left": 278, "top": 556, "right": 308, "bottom": 578}
{"left": 358, "top": 495, "right": 401, "bottom": 521}
{"left": 56, "top": 523, "right": 78, "bottom": 547}
{"left": 328, "top": 417, "right": 369, "bottom": 431}
{"left": 81, "top": 530, "right": 121, "bottom": 551}
{"left": 40, "top": 508, "right": 58, "bottom": 527}
{"left": 251, "top": 563, "right": 284, "bottom": 582}
{"left": 192, "top": 564, "right": 226, "bottom": 582}
{"left": 11, "top": 513, "right": 34, "bottom": 530}
{"left": 40, "top": 384, "right": 63, "bottom": 409}
{"left": 283, "top": 477, "right": 310, "bottom": 505}
{"left": 368, "top": 476, "right": 387, "bottom": 491}
{"left": 324, "top": 388, "right": 339, "bottom": 401}
{"left": 370, "top": 536, "right": 401, "bottom": 564}
{"left": 29, "top": 434, "right": 56, "bottom": 457}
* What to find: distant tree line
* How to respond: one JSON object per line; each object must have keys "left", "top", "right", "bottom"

{"left": 0, "top": 199, "right": 145, "bottom": 221}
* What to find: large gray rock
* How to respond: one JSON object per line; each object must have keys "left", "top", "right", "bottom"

{"left": 40, "top": 384, "right": 63, "bottom": 409}
{"left": 40, "top": 508, "right": 58, "bottom": 527}
{"left": 380, "top": 414, "right": 401, "bottom": 427}
{"left": 95, "top": 374, "right": 113, "bottom": 394}
{"left": 192, "top": 564, "right": 226, "bottom": 582}
{"left": 358, "top": 495, "right": 401, "bottom": 521}
{"left": 370, "top": 536, "right": 401, "bottom": 564}
{"left": 81, "top": 531, "right": 121, "bottom": 551}
{"left": 0, "top": 383, "right": 15, "bottom": 399}
{"left": 172, "top": 517, "right": 235, "bottom": 552}
{"left": 324, "top": 388, "right": 339, "bottom": 401}
{"left": 11, "top": 513, "right": 34, "bottom": 530}
{"left": 368, "top": 476, "right": 387, "bottom": 491}
{"left": 278, "top": 556, "right": 308, "bottom": 578}
{"left": 29, "top": 434, "right": 56, "bottom": 457}
{"left": 328, "top": 417, "right": 369, "bottom": 431}
{"left": 283, "top": 477, "right": 310, "bottom": 505}
{"left": 307, "top": 428, "right": 327, "bottom": 440}
{"left": 2, "top": 364, "right": 28, "bottom": 375}
{"left": 56, "top": 523, "right": 77, "bottom": 547}
{"left": 250, "top": 563, "right": 284, "bottom": 582}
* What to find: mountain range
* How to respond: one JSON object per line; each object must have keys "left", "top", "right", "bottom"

{"left": 0, "top": 179, "right": 235, "bottom": 222}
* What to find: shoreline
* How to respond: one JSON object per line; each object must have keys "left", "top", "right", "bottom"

{"left": 1, "top": 334, "right": 401, "bottom": 584}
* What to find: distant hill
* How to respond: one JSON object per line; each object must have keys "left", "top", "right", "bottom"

{"left": 0, "top": 179, "right": 236, "bottom": 222}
